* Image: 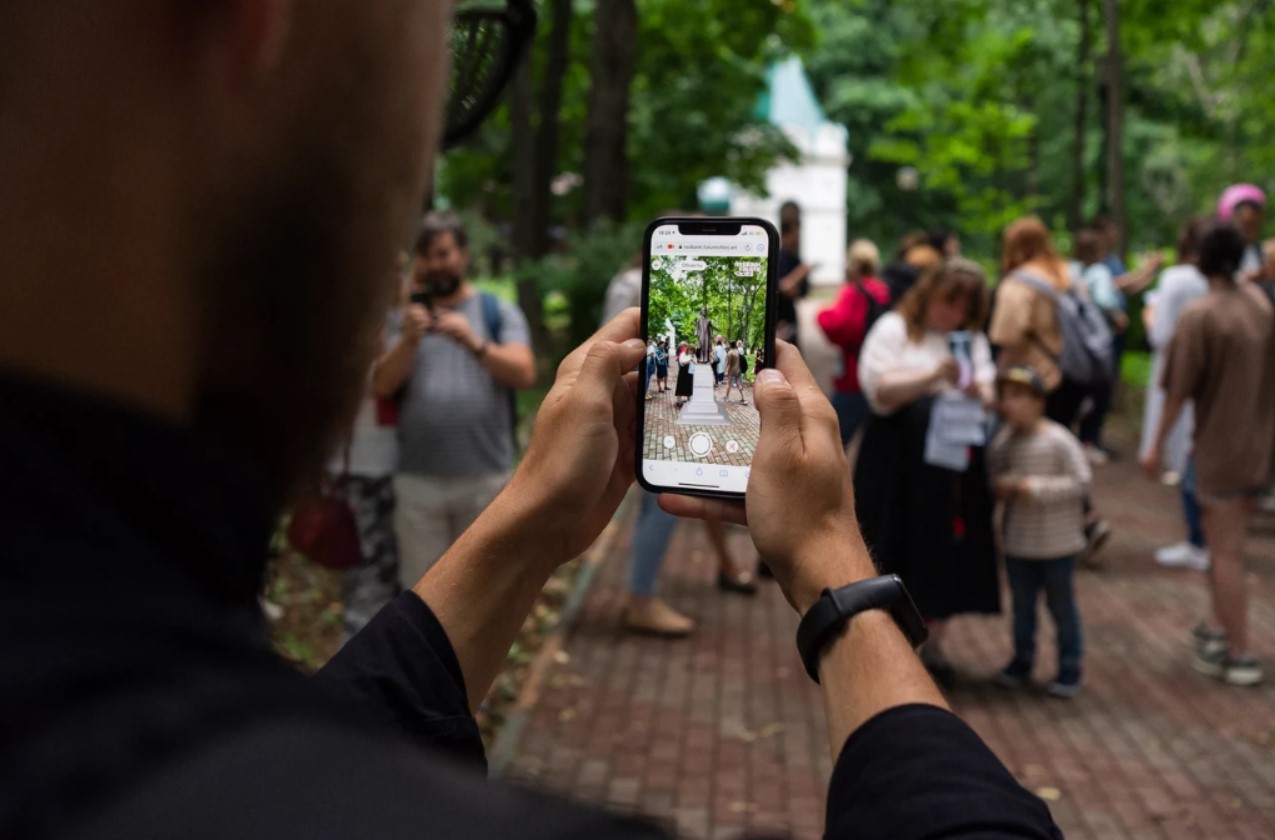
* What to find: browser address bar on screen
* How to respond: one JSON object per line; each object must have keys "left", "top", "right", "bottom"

{"left": 652, "top": 238, "right": 767, "bottom": 255}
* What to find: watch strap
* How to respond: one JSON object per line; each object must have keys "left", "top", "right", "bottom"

{"left": 795, "top": 575, "right": 928, "bottom": 684}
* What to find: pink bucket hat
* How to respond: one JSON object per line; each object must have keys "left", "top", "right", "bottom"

{"left": 1218, "top": 183, "right": 1267, "bottom": 220}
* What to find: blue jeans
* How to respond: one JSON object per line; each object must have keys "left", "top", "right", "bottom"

{"left": 1005, "top": 556, "right": 1083, "bottom": 677}
{"left": 1182, "top": 458, "right": 1206, "bottom": 548}
{"left": 830, "top": 391, "right": 870, "bottom": 447}
{"left": 629, "top": 492, "right": 679, "bottom": 597}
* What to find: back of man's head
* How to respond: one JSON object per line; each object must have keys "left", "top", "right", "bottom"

{"left": 1198, "top": 219, "right": 1247, "bottom": 281}
{"left": 0, "top": 2, "right": 451, "bottom": 500}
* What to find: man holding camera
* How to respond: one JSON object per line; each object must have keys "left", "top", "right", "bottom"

{"left": 373, "top": 212, "right": 535, "bottom": 585}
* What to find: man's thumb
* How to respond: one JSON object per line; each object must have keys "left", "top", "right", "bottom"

{"left": 754, "top": 368, "right": 802, "bottom": 433}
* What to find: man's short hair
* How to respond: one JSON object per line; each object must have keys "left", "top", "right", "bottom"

{"left": 1197, "top": 219, "right": 1247, "bottom": 279}
{"left": 1074, "top": 227, "right": 1106, "bottom": 265}
{"left": 415, "top": 211, "right": 469, "bottom": 256}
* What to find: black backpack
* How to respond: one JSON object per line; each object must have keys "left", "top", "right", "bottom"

{"left": 477, "top": 292, "right": 520, "bottom": 453}
{"left": 855, "top": 281, "right": 889, "bottom": 352}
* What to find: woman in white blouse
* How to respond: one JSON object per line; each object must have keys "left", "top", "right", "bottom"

{"left": 854, "top": 258, "right": 1000, "bottom": 686}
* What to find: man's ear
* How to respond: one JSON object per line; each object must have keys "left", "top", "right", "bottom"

{"left": 210, "top": 0, "right": 294, "bottom": 86}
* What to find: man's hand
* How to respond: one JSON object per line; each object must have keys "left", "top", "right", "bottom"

{"left": 659, "top": 342, "right": 876, "bottom": 614}
{"left": 1140, "top": 446, "right": 1161, "bottom": 481}
{"left": 503, "top": 308, "right": 646, "bottom": 561}
{"left": 431, "top": 310, "right": 481, "bottom": 352}
{"left": 402, "top": 304, "right": 431, "bottom": 342}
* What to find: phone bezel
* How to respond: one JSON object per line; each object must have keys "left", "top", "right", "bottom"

{"left": 634, "top": 216, "right": 780, "bottom": 500}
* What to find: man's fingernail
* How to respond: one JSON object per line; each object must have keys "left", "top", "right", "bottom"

{"left": 757, "top": 369, "right": 787, "bottom": 386}
{"left": 624, "top": 338, "right": 646, "bottom": 351}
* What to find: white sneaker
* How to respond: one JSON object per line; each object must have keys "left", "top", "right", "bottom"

{"left": 1084, "top": 445, "right": 1110, "bottom": 466}
{"left": 1155, "top": 542, "right": 1210, "bottom": 571}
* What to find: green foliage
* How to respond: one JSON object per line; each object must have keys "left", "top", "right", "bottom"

{"left": 440, "top": 0, "right": 815, "bottom": 224}
{"left": 804, "top": 0, "right": 1275, "bottom": 259}
{"left": 648, "top": 255, "right": 768, "bottom": 350}
{"left": 522, "top": 220, "right": 643, "bottom": 347}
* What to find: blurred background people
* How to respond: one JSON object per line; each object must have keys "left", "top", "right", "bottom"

{"left": 1143, "top": 220, "right": 1275, "bottom": 687}
{"left": 1072, "top": 226, "right": 1126, "bottom": 465}
{"left": 373, "top": 213, "right": 535, "bottom": 586}
{"left": 1140, "top": 218, "right": 1211, "bottom": 571}
{"left": 1217, "top": 184, "right": 1267, "bottom": 277}
{"left": 992, "top": 217, "right": 1112, "bottom": 562}
{"left": 855, "top": 259, "right": 999, "bottom": 685}
{"left": 776, "top": 215, "right": 813, "bottom": 346}
{"left": 332, "top": 277, "right": 407, "bottom": 639}
{"left": 882, "top": 232, "right": 944, "bottom": 304}
{"left": 817, "top": 238, "right": 891, "bottom": 447}
{"left": 929, "top": 227, "right": 962, "bottom": 258}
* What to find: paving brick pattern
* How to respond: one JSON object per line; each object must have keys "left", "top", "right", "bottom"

{"left": 505, "top": 446, "right": 1275, "bottom": 839}
{"left": 643, "top": 361, "right": 760, "bottom": 468}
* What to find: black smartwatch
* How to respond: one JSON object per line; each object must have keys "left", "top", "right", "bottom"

{"left": 795, "top": 575, "right": 928, "bottom": 683}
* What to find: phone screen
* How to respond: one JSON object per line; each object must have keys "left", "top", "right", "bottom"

{"left": 637, "top": 218, "right": 777, "bottom": 497}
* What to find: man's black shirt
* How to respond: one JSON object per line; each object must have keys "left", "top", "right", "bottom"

{"left": 0, "top": 375, "right": 1060, "bottom": 838}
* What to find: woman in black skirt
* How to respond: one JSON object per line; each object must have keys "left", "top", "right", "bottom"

{"left": 855, "top": 259, "right": 1000, "bottom": 685}
{"left": 674, "top": 342, "right": 694, "bottom": 406}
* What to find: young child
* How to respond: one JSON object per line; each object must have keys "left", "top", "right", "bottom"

{"left": 988, "top": 366, "right": 1092, "bottom": 697}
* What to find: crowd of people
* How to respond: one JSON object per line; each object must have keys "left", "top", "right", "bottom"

{"left": 811, "top": 185, "right": 1272, "bottom": 690}
{"left": 6, "top": 2, "right": 1271, "bottom": 837}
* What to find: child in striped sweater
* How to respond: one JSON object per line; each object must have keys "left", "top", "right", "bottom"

{"left": 988, "top": 366, "right": 1092, "bottom": 698}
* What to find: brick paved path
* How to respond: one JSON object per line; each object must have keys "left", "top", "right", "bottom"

{"left": 503, "top": 441, "right": 1275, "bottom": 839}
{"left": 643, "top": 361, "right": 760, "bottom": 468}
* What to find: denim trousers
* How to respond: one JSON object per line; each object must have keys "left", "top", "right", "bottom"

{"left": 629, "top": 492, "right": 679, "bottom": 597}
{"left": 1181, "top": 458, "right": 1206, "bottom": 548}
{"left": 1005, "top": 555, "right": 1083, "bottom": 675}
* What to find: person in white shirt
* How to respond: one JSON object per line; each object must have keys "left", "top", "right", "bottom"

{"left": 331, "top": 306, "right": 405, "bottom": 638}
{"left": 1140, "top": 218, "right": 1211, "bottom": 571}
{"left": 855, "top": 258, "right": 998, "bottom": 686}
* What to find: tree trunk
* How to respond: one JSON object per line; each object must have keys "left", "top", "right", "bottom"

{"left": 532, "top": 0, "right": 573, "bottom": 255}
{"left": 1067, "top": 0, "right": 1092, "bottom": 231}
{"left": 509, "top": 49, "right": 546, "bottom": 349}
{"left": 1102, "top": 0, "right": 1126, "bottom": 257}
{"left": 582, "top": 0, "right": 638, "bottom": 224}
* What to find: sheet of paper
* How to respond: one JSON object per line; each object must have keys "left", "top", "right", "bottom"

{"left": 932, "top": 392, "right": 987, "bottom": 446}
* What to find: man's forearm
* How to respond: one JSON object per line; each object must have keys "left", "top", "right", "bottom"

{"left": 412, "top": 485, "right": 559, "bottom": 711}
{"left": 780, "top": 267, "right": 808, "bottom": 296}
{"left": 1115, "top": 262, "right": 1157, "bottom": 295}
{"left": 372, "top": 338, "right": 418, "bottom": 397}
{"left": 787, "top": 539, "right": 948, "bottom": 761}
{"left": 818, "top": 610, "right": 948, "bottom": 761}
{"left": 482, "top": 343, "right": 536, "bottom": 389}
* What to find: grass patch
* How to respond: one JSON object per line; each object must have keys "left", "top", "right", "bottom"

{"left": 1122, "top": 350, "right": 1152, "bottom": 391}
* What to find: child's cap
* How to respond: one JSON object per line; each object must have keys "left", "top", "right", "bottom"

{"left": 997, "top": 366, "right": 1047, "bottom": 398}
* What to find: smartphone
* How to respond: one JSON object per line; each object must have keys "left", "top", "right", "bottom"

{"left": 636, "top": 217, "right": 779, "bottom": 499}
{"left": 949, "top": 330, "right": 973, "bottom": 390}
